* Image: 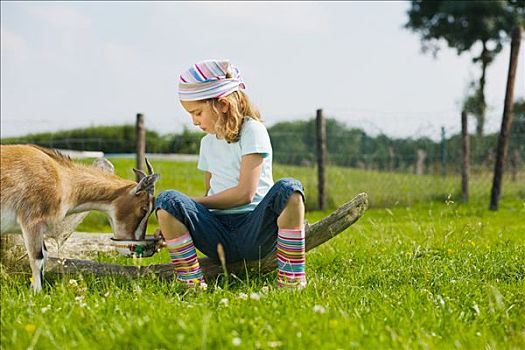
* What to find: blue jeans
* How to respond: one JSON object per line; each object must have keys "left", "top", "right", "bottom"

{"left": 155, "top": 178, "right": 305, "bottom": 263}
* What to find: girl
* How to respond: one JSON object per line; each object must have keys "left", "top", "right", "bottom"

{"left": 155, "top": 60, "right": 306, "bottom": 289}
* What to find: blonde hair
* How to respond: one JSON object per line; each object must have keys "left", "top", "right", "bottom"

{"left": 207, "top": 90, "right": 261, "bottom": 143}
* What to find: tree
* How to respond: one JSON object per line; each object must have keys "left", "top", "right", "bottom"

{"left": 489, "top": 26, "right": 522, "bottom": 211}
{"left": 405, "top": 0, "right": 525, "bottom": 136}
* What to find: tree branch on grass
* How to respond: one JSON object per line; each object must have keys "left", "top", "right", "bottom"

{"left": 35, "top": 192, "right": 368, "bottom": 281}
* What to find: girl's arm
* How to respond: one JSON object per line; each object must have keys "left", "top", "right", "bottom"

{"left": 194, "top": 154, "right": 263, "bottom": 209}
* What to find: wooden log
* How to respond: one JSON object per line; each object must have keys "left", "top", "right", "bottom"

{"left": 39, "top": 192, "right": 368, "bottom": 281}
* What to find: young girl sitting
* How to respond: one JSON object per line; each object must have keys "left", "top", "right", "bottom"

{"left": 155, "top": 59, "right": 306, "bottom": 289}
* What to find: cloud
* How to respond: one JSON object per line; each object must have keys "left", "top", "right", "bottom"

{"left": 0, "top": 27, "right": 30, "bottom": 60}
{"left": 26, "top": 5, "right": 91, "bottom": 29}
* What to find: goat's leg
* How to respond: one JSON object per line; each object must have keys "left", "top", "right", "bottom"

{"left": 20, "top": 222, "right": 47, "bottom": 292}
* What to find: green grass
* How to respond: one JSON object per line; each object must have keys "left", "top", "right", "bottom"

{"left": 1, "top": 159, "right": 524, "bottom": 349}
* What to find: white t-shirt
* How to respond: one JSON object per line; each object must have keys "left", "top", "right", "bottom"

{"left": 197, "top": 117, "right": 274, "bottom": 214}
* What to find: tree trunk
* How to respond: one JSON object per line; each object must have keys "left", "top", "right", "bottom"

{"left": 490, "top": 27, "right": 522, "bottom": 211}
{"left": 476, "top": 40, "right": 488, "bottom": 137}
{"left": 4, "top": 193, "right": 368, "bottom": 281}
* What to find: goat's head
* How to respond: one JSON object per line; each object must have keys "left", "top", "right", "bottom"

{"left": 111, "top": 159, "right": 159, "bottom": 241}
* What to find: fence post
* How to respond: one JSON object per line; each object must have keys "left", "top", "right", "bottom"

{"left": 490, "top": 26, "right": 522, "bottom": 211}
{"left": 135, "top": 113, "right": 145, "bottom": 181}
{"left": 440, "top": 126, "right": 447, "bottom": 176}
{"left": 388, "top": 146, "right": 395, "bottom": 172}
{"left": 461, "top": 110, "right": 469, "bottom": 202}
{"left": 510, "top": 149, "right": 520, "bottom": 182}
{"left": 415, "top": 149, "right": 426, "bottom": 176}
{"left": 316, "top": 109, "right": 326, "bottom": 210}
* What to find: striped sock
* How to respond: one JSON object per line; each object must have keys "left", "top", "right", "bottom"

{"left": 166, "top": 232, "right": 204, "bottom": 286}
{"left": 277, "top": 227, "right": 307, "bottom": 289}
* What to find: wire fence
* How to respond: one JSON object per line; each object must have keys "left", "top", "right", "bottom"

{"left": 2, "top": 112, "right": 523, "bottom": 208}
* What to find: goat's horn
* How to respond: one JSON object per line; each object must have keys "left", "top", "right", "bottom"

{"left": 145, "top": 158, "right": 154, "bottom": 175}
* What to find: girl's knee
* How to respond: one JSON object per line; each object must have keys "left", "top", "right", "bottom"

{"left": 156, "top": 190, "right": 186, "bottom": 206}
{"left": 286, "top": 192, "right": 304, "bottom": 208}
{"left": 155, "top": 190, "right": 193, "bottom": 223}
{"left": 274, "top": 178, "right": 304, "bottom": 196}
{"left": 156, "top": 208, "right": 174, "bottom": 223}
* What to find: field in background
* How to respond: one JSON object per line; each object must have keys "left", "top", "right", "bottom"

{"left": 77, "top": 159, "right": 524, "bottom": 233}
{"left": 1, "top": 158, "right": 524, "bottom": 349}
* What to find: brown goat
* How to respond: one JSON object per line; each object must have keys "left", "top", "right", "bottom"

{"left": 0, "top": 144, "right": 159, "bottom": 291}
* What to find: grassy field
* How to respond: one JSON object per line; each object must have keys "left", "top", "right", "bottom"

{"left": 1, "top": 159, "right": 524, "bottom": 349}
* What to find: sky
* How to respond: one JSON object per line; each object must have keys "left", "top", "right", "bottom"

{"left": 1, "top": 1, "right": 524, "bottom": 140}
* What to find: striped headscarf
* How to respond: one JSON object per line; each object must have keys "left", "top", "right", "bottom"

{"left": 178, "top": 60, "right": 246, "bottom": 101}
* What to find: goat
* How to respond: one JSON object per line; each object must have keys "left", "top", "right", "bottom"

{"left": 0, "top": 144, "right": 159, "bottom": 291}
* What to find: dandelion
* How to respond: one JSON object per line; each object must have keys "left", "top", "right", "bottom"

{"left": 250, "top": 292, "right": 261, "bottom": 301}
{"left": 232, "top": 337, "right": 242, "bottom": 346}
{"left": 24, "top": 324, "right": 36, "bottom": 333}
{"left": 69, "top": 279, "right": 78, "bottom": 287}
{"left": 238, "top": 292, "right": 248, "bottom": 300}
{"left": 261, "top": 286, "right": 269, "bottom": 293}
{"left": 41, "top": 305, "right": 51, "bottom": 314}
{"left": 313, "top": 305, "right": 326, "bottom": 314}
{"left": 329, "top": 319, "right": 338, "bottom": 328}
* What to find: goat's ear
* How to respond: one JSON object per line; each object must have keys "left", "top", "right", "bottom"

{"left": 92, "top": 158, "right": 115, "bottom": 174}
{"left": 135, "top": 174, "right": 160, "bottom": 194}
{"left": 133, "top": 168, "right": 147, "bottom": 181}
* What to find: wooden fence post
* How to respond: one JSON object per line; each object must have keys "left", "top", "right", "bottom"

{"left": 316, "top": 109, "right": 327, "bottom": 210}
{"left": 490, "top": 26, "right": 522, "bottom": 211}
{"left": 510, "top": 149, "right": 520, "bottom": 182}
{"left": 440, "top": 126, "right": 447, "bottom": 176}
{"left": 461, "top": 110, "right": 469, "bottom": 202}
{"left": 415, "top": 149, "right": 426, "bottom": 176}
{"left": 388, "top": 146, "right": 395, "bottom": 172}
{"left": 135, "top": 113, "right": 145, "bottom": 181}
